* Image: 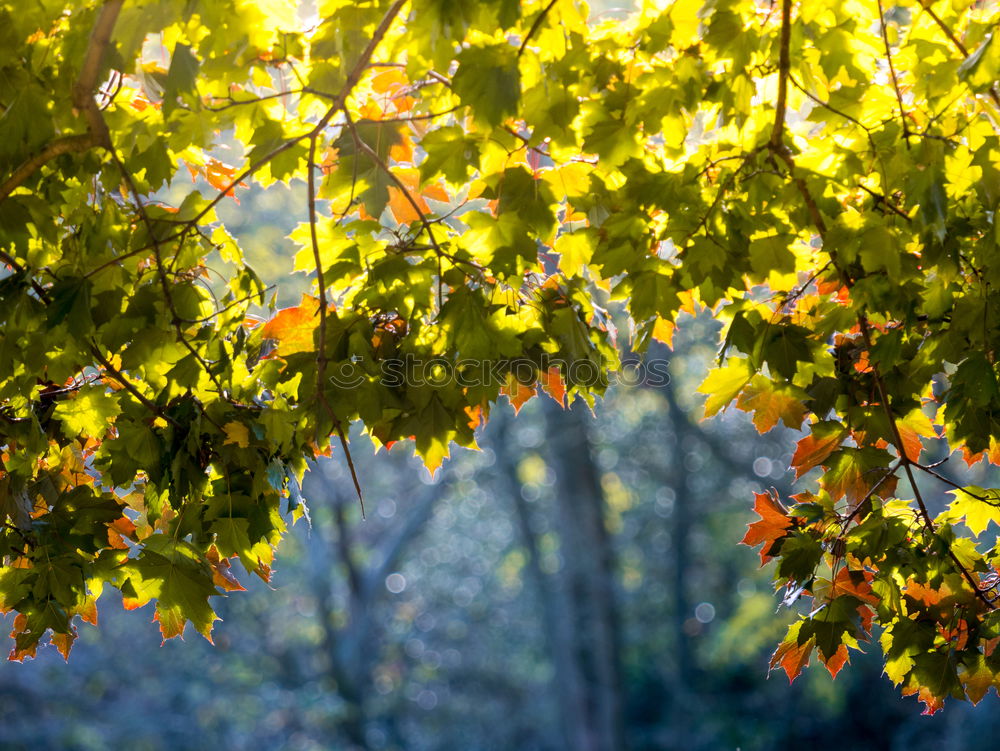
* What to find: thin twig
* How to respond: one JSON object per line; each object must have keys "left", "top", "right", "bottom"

{"left": 857, "top": 317, "right": 995, "bottom": 611}
{"left": 342, "top": 108, "right": 452, "bottom": 306}
{"left": 90, "top": 346, "right": 181, "bottom": 427}
{"left": 766, "top": 0, "right": 994, "bottom": 612}
{"left": 297, "top": 0, "right": 409, "bottom": 515}
{"left": 0, "top": 135, "right": 97, "bottom": 202}
{"left": 876, "top": 0, "right": 911, "bottom": 148}
{"left": 912, "top": 462, "right": 1000, "bottom": 506}
{"left": 921, "top": 3, "right": 1000, "bottom": 108}
{"left": 518, "top": 0, "right": 561, "bottom": 57}
{"left": 306, "top": 128, "right": 365, "bottom": 518}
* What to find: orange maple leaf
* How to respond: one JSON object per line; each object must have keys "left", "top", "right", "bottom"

{"left": 822, "top": 643, "right": 850, "bottom": 679}
{"left": 790, "top": 424, "right": 846, "bottom": 479}
{"left": 539, "top": 367, "right": 567, "bottom": 406}
{"left": 387, "top": 169, "right": 450, "bottom": 224}
{"left": 261, "top": 295, "right": 329, "bottom": 356}
{"left": 736, "top": 376, "right": 807, "bottom": 433}
{"left": 208, "top": 546, "right": 246, "bottom": 593}
{"left": 741, "top": 490, "right": 792, "bottom": 563}
{"left": 502, "top": 377, "right": 537, "bottom": 414}
{"left": 769, "top": 632, "right": 814, "bottom": 682}
{"left": 831, "top": 567, "right": 879, "bottom": 605}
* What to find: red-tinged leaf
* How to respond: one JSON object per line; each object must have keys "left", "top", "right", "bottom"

{"left": 464, "top": 404, "right": 485, "bottom": 430}
{"left": 903, "top": 684, "right": 945, "bottom": 716}
{"left": 904, "top": 578, "right": 950, "bottom": 608}
{"left": 386, "top": 169, "right": 449, "bottom": 224}
{"left": 769, "top": 626, "right": 814, "bottom": 682}
{"left": 539, "top": 367, "right": 567, "bottom": 406}
{"left": 261, "top": 295, "right": 325, "bottom": 356}
{"left": 897, "top": 409, "right": 936, "bottom": 462}
{"left": 938, "top": 619, "right": 970, "bottom": 651}
{"left": 741, "top": 490, "right": 792, "bottom": 563}
{"left": 791, "top": 422, "right": 847, "bottom": 479}
{"left": 503, "top": 377, "right": 537, "bottom": 414}
{"left": 7, "top": 614, "right": 37, "bottom": 662}
{"left": 820, "top": 449, "right": 890, "bottom": 506}
{"left": 207, "top": 547, "right": 246, "bottom": 593}
{"left": 51, "top": 629, "right": 77, "bottom": 661}
{"left": 823, "top": 643, "right": 850, "bottom": 679}
{"left": 107, "top": 516, "right": 137, "bottom": 550}
{"left": 735, "top": 375, "right": 807, "bottom": 433}
{"left": 370, "top": 67, "right": 409, "bottom": 95}
{"left": 961, "top": 436, "right": 1000, "bottom": 467}
{"left": 831, "top": 567, "right": 879, "bottom": 605}
{"left": 73, "top": 596, "right": 98, "bottom": 627}
{"left": 204, "top": 158, "right": 246, "bottom": 199}
{"left": 857, "top": 603, "right": 874, "bottom": 634}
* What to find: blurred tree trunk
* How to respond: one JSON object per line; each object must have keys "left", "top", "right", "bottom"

{"left": 662, "top": 388, "right": 696, "bottom": 747}
{"left": 542, "top": 399, "right": 627, "bottom": 751}
{"left": 305, "top": 473, "right": 439, "bottom": 750}
{"left": 491, "top": 414, "right": 587, "bottom": 751}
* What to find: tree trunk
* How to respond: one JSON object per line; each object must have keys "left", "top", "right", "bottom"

{"left": 491, "top": 415, "right": 587, "bottom": 751}
{"left": 542, "top": 399, "right": 627, "bottom": 751}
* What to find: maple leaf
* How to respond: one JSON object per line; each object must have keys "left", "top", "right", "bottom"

{"left": 261, "top": 295, "right": 325, "bottom": 356}
{"left": 769, "top": 622, "right": 814, "bottom": 682}
{"left": 959, "top": 655, "right": 1000, "bottom": 705}
{"left": 107, "top": 516, "right": 137, "bottom": 550}
{"left": 790, "top": 421, "right": 847, "bottom": 479}
{"left": 539, "top": 367, "right": 567, "bottom": 406}
{"left": 947, "top": 486, "right": 1000, "bottom": 536}
{"left": 122, "top": 539, "right": 220, "bottom": 643}
{"left": 820, "top": 448, "right": 892, "bottom": 506}
{"left": 53, "top": 386, "right": 121, "bottom": 438}
{"left": 961, "top": 436, "right": 1000, "bottom": 466}
{"left": 822, "top": 643, "right": 850, "bottom": 679}
{"left": 222, "top": 421, "right": 250, "bottom": 448}
{"left": 650, "top": 317, "right": 675, "bottom": 348}
{"left": 697, "top": 360, "right": 752, "bottom": 419}
{"left": 902, "top": 684, "right": 946, "bottom": 716}
{"left": 740, "top": 490, "right": 792, "bottom": 563}
{"left": 896, "top": 409, "right": 937, "bottom": 462}
{"left": 735, "top": 375, "right": 807, "bottom": 433}
{"left": 204, "top": 158, "right": 247, "bottom": 199}
{"left": 207, "top": 546, "right": 245, "bottom": 593}
{"left": 830, "top": 567, "right": 879, "bottom": 605}
{"left": 503, "top": 376, "right": 537, "bottom": 415}
{"left": 386, "top": 169, "right": 450, "bottom": 224}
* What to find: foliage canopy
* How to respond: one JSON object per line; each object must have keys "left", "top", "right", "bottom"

{"left": 4, "top": 0, "right": 1000, "bottom": 713}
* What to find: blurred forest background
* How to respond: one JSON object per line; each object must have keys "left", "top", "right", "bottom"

{"left": 3, "top": 169, "right": 1000, "bottom": 751}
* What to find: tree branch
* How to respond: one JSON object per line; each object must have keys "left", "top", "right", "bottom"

{"left": 769, "top": 0, "right": 793, "bottom": 149}
{"left": 921, "top": 2, "right": 1000, "bottom": 108}
{"left": 186, "top": 0, "right": 408, "bottom": 231}
{"left": 858, "top": 316, "right": 995, "bottom": 611}
{"left": 0, "top": 135, "right": 97, "bottom": 203}
{"left": 876, "top": 0, "right": 911, "bottom": 148}
{"left": 0, "top": 0, "right": 122, "bottom": 204}
{"left": 518, "top": 0, "right": 561, "bottom": 57}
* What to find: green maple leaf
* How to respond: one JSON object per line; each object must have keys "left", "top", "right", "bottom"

{"left": 53, "top": 386, "right": 121, "bottom": 438}
{"left": 452, "top": 44, "right": 521, "bottom": 127}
